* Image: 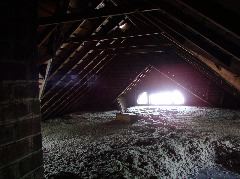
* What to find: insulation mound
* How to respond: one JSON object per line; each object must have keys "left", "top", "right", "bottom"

{"left": 42, "top": 107, "right": 240, "bottom": 178}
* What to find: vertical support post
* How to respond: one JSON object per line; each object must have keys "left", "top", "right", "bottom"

{"left": 39, "top": 58, "right": 53, "bottom": 99}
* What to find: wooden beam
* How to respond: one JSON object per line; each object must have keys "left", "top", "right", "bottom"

{"left": 42, "top": 40, "right": 122, "bottom": 108}
{"left": 41, "top": 17, "right": 125, "bottom": 101}
{"left": 67, "top": 32, "right": 163, "bottom": 43}
{"left": 116, "top": 65, "right": 152, "bottom": 99}
{"left": 39, "top": 58, "right": 53, "bottom": 99}
{"left": 42, "top": 36, "right": 127, "bottom": 119}
{"left": 38, "top": 7, "right": 162, "bottom": 26}
{"left": 136, "top": 12, "right": 240, "bottom": 95}
{"left": 42, "top": 54, "right": 116, "bottom": 119}
{"left": 92, "top": 44, "right": 170, "bottom": 52}
{"left": 54, "top": 55, "right": 116, "bottom": 117}
{"left": 144, "top": 12, "right": 240, "bottom": 74}
{"left": 151, "top": 66, "right": 212, "bottom": 105}
{"left": 41, "top": 50, "right": 105, "bottom": 105}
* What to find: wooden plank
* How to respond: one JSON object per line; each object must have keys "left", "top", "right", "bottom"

{"left": 39, "top": 58, "right": 53, "bottom": 99}
{"left": 38, "top": 7, "right": 162, "bottom": 26}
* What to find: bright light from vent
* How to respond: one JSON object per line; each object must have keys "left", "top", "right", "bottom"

{"left": 149, "top": 92, "right": 172, "bottom": 105}
{"left": 172, "top": 90, "right": 185, "bottom": 105}
{"left": 137, "top": 90, "right": 185, "bottom": 105}
{"left": 137, "top": 92, "right": 148, "bottom": 105}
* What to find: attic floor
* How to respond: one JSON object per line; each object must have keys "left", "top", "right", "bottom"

{"left": 42, "top": 106, "right": 240, "bottom": 178}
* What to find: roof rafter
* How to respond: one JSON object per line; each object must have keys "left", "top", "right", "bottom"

{"left": 38, "top": 7, "right": 162, "bottom": 26}
{"left": 43, "top": 54, "right": 116, "bottom": 119}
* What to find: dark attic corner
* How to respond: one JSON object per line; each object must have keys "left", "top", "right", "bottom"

{"left": 1, "top": 0, "right": 240, "bottom": 178}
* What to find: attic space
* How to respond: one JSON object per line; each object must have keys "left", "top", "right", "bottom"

{"left": 1, "top": 0, "right": 240, "bottom": 179}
